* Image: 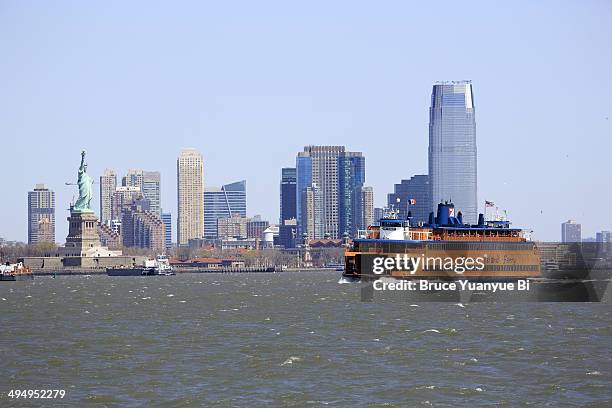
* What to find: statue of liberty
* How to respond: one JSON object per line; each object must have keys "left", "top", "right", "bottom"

{"left": 73, "top": 150, "right": 94, "bottom": 212}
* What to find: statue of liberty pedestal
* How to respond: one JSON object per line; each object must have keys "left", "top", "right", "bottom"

{"left": 73, "top": 150, "right": 94, "bottom": 212}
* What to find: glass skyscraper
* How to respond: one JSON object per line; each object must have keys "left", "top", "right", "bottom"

{"left": 203, "top": 180, "right": 247, "bottom": 239}
{"left": 161, "top": 212, "right": 172, "bottom": 249}
{"left": 280, "top": 167, "right": 297, "bottom": 224}
{"left": 428, "top": 81, "right": 477, "bottom": 224}
{"left": 387, "top": 175, "right": 430, "bottom": 224}
{"left": 296, "top": 146, "right": 367, "bottom": 239}
{"left": 338, "top": 152, "right": 366, "bottom": 237}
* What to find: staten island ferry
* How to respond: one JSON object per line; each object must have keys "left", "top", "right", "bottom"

{"left": 343, "top": 202, "right": 541, "bottom": 280}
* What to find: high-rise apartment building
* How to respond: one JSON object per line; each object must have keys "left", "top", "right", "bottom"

{"left": 561, "top": 220, "right": 582, "bottom": 243}
{"left": 203, "top": 180, "right": 247, "bottom": 239}
{"left": 217, "top": 214, "right": 248, "bottom": 240}
{"left": 387, "top": 175, "right": 431, "bottom": 224}
{"left": 361, "top": 186, "right": 374, "bottom": 231}
{"left": 296, "top": 146, "right": 366, "bottom": 239}
{"left": 161, "top": 212, "right": 172, "bottom": 250}
{"left": 280, "top": 167, "right": 297, "bottom": 224}
{"left": 247, "top": 216, "right": 270, "bottom": 240}
{"left": 28, "top": 184, "right": 55, "bottom": 244}
{"left": 177, "top": 149, "right": 204, "bottom": 245}
{"left": 111, "top": 186, "right": 144, "bottom": 222}
{"left": 121, "top": 200, "right": 164, "bottom": 252}
{"left": 123, "top": 169, "right": 161, "bottom": 216}
{"left": 100, "top": 169, "right": 117, "bottom": 224}
{"left": 429, "top": 81, "right": 477, "bottom": 224}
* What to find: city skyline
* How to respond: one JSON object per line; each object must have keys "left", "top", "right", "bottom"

{"left": 1, "top": 1, "right": 611, "bottom": 242}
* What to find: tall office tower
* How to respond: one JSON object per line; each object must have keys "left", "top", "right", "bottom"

{"left": 338, "top": 152, "right": 366, "bottom": 237}
{"left": 123, "top": 169, "right": 161, "bottom": 216}
{"left": 429, "top": 81, "right": 477, "bottom": 224}
{"left": 28, "top": 184, "right": 55, "bottom": 244}
{"left": 177, "top": 149, "right": 204, "bottom": 245}
{"left": 203, "top": 180, "right": 247, "bottom": 239}
{"left": 280, "top": 167, "right": 297, "bottom": 224}
{"left": 100, "top": 169, "right": 117, "bottom": 224}
{"left": 561, "top": 220, "right": 582, "bottom": 243}
{"left": 387, "top": 175, "right": 431, "bottom": 224}
{"left": 161, "top": 212, "right": 172, "bottom": 249}
{"left": 296, "top": 146, "right": 366, "bottom": 239}
{"left": 361, "top": 186, "right": 374, "bottom": 231}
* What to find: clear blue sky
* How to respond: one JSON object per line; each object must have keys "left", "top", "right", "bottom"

{"left": 1, "top": 0, "right": 611, "bottom": 242}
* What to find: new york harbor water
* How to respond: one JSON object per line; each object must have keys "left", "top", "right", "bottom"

{"left": 1, "top": 272, "right": 611, "bottom": 407}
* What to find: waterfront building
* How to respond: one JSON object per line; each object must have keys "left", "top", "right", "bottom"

{"left": 217, "top": 214, "right": 248, "bottom": 240}
{"left": 561, "top": 220, "right": 582, "bottom": 242}
{"left": 280, "top": 167, "right": 297, "bottom": 224}
{"left": 203, "top": 180, "right": 247, "bottom": 239}
{"left": 177, "top": 149, "right": 204, "bottom": 245}
{"left": 28, "top": 184, "right": 55, "bottom": 244}
{"left": 161, "top": 212, "right": 172, "bottom": 249}
{"left": 99, "top": 169, "right": 117, "bottom": 224}
{"left": 296, "top": 145, "right": 366, "bottom": 239}
{"left": 429, "top": 81, "right": 477, "bottom": 224}
{"left": 387, "top": 175, "right": 431, "bottom": 224}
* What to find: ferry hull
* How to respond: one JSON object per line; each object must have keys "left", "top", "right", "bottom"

{"left": 1, "top": 274, "right": 34, "bottom": 281}
{"left": 344, "top": 241, "right": 542, "bottom": 280}
{"left": 107, "top": 268, "right": 158, "bottom": 276}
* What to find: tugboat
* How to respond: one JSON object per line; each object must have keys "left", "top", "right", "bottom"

{"left": 343, "top": 202, "right": 541, "bottom": 280}
{"left": 106, "top": 255, "right": 174, "bottom": 276}
{"left": 1, "top": 262, "right": 34, "bottom": 281}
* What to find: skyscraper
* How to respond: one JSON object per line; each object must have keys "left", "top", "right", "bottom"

{"left": 124, "top": 169, "right": 161, "bottom": 216}
{"left": 361, "top": 186, "right": 374, "bottom": 231}
{"left": 203, "top": 180, "right": 247, "bottom": 239}
{"left": 338, "top": 152, "right": 366, "bottom": 237}
{"left": 280, "top": 167, "right": 297, "bottom": 224}
{"left": 387, "top": 175, "right": 431, "bottom": 224}
{"left": 561, "top": 220, "right": 581, "bottom": 242}
{"left": 177, "top": 148, "right": 204, "bottom": 245}
{"left": 296, "top": 146, "right": 366, "bottom": 239}
{"left": 100, "top": 169, "right": 117, "bottom": 225}
{"left": 429, "top": 81, "right": 477, "bottom": 224}
{"left": 161, "top": 212, "right": 172, "bottom": 249}
{"left": 28, "top": 184, "right": 55, "bottom": 244}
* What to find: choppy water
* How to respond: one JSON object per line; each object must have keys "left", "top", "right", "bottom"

{"left": 1, "top": 271, "right": 611, "bottom": 407}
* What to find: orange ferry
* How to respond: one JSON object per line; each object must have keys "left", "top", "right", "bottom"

{"left": 343, "top": 202, "right": 541, "bottom": 279}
